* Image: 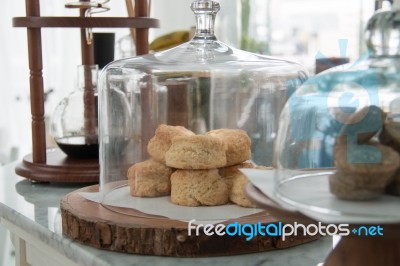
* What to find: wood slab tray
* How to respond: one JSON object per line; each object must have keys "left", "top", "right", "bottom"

{"left": 61, "top": 185, "right": 319, "bottom": 257}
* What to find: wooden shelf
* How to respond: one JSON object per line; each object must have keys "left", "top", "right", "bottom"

{"left": 13, "top": 16, "right": 159, "bottom": 28}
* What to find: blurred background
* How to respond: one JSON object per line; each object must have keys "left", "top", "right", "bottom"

{"left": 0, "top": 0, "right": 380, "bottom": 166}
{"left": 0, "top": 1, "right": 389, "bottom": 264}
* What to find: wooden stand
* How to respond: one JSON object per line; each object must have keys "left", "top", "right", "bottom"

{"left": 13, "top": 0, "right": 159, "bottom": 183}
{"left": 245, "top": 184, "right": 400, "bottom": 266}
{"left": 15, "top": 149, "right": 99, "bottom": 183}
{"left": 324, "top": 229, "right": 400, "bottom": 266}
{"left": 60, "top": 185, "right": 320, "bottom": 257}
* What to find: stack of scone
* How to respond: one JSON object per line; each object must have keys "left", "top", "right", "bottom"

{"left": 330, "top": 143, "right": 399, "bottom": 200}
{"left": 127, "top": 124, "right": 257, "bottom": 207}
{"left": 330, "top": 106, "right": 400, "bottom": 200}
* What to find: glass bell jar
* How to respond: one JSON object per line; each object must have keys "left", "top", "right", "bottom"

{"left": 98, "top": 0, "right": 307, "bottom": 220}
{"left": 274, "top": 2, "right": 400, "bottom": 220}
{"left": 51, "top": 64, "right": 99, "bottom": 159}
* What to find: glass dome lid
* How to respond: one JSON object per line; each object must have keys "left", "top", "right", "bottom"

{"left": 276, "top": 3, "right": 400, "bottom": 170}
{"left": 98, "top": 0, "right": 307, "bottom": 221}
{"left": 108, "top": 1, "right": 305, "bottom": 70}
{"left": 273, "top": 3, "right": 400, "bottom": 221}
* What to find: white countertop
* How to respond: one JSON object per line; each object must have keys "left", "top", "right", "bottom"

{"left": 0, "top": 162, "right": 332, "bottom": 266}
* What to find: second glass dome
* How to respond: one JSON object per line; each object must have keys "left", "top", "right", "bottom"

{"left": 273, "top": 4, "right": 400, "bottom": 221}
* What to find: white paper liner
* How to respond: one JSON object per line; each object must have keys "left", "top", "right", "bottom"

{"left": 242, "top": 168, "right": 400, "bottom": 224}
{"left": 79, "top": 185, "right": 264, "bottom": 224}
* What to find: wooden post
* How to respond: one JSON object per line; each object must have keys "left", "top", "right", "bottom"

{"left": 26, "top": 0, "right": 46, "bottom": 164}
{"left": 135, "top": 0, "right": 149, "bottom": 55}
{"left": 137, "top": 0, "right": 151, "bottom": 159}
{"left": 80, "top": 0, "right": 94, "bottom": 65}
{"left": 80, "top": 0, "right": 97, "bottom": 145}
{"left": 166, "top": 80, "right": 190, "bottom": 128}
{"left": 140, "top": 76, "right": 154, "bottom": 159}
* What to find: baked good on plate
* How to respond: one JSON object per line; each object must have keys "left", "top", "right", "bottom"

{"left": 165, "top": 135, "right": 227, "bottom": 169}
{"left": 147, "top": 124, "right": 195, "bottom": 163}
{"left": 127, "top": 159, "right": 173, "bottom": 197}
{"left": 219, "top": 162, "right": 256, "bottom": 207}
{"left": 207, "top": 129, "right": 251, "bottom": 166}
{"left": 170, "top": 169, "right": 229, "bottom": 206}
{"left": 330, "top": 143, "right": 399, "bottom": 200}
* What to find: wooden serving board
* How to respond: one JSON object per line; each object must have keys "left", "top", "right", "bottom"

{"left": 61, "top": 185, "right": 320, "bottom": 257}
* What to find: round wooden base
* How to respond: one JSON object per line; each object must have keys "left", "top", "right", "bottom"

{"left": 61, "top": 185, "right": 319, "bottom": 257}
{"left": 15, "top": 149, "right": 99, "bottom": 183}
{"left": 245, "top": 184, "right": 400, "bottom": 265}
{"left": 324, "top": 231, "right": 400, "bottom": 266}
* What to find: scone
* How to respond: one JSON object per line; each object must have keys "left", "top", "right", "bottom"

{"left": 219, "top": 161, "right": 255, "bottom": 187}
{"left": 334, "top": 143, "right": 399, "bottom": 180}
{"left": 165, "top": 135, "right": 227, "bottom": 169}
{"left": 329, "top": 173, "right": 387, "bottom": 200}
{"left": 330, "top": 143, "right": 400, "bottom": 200}
{"left": 219, "top": 162, "right": 256, "bottom": 208}
{"left": 147, "top": 124, "right": 195, "bottom": 163}
{"left": 127, "top": 159, "right": 173, "bottom": 197}
{"left": 336, "top": 105, "right": 385, "bottom": 145}
{"left": 379, "top": 120, "right": 400, "bottom": 153}
{"left": 207, "top": 129, "right": 251, "bottom": 166}
{"left": 386, "top": 170, "right": 400, "bottom": 196}
{"left": 170, "top": 169, "right": 229, "bottom": 206}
